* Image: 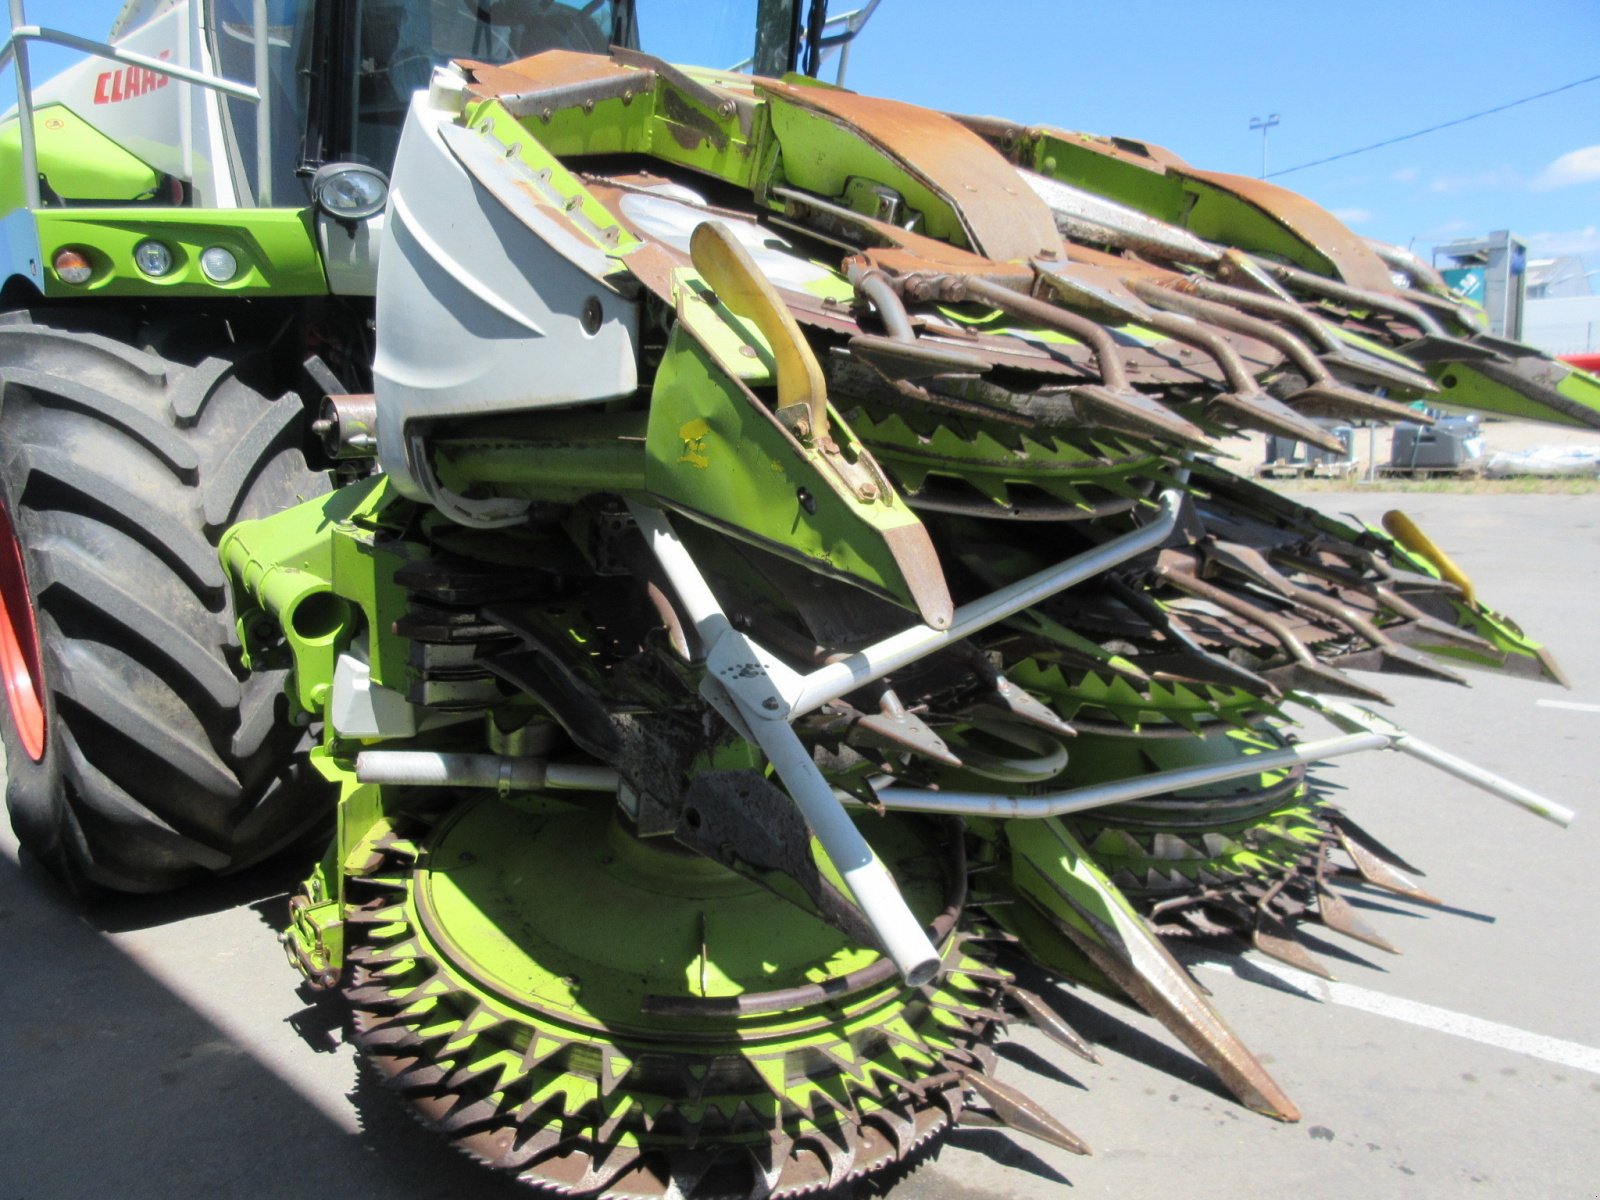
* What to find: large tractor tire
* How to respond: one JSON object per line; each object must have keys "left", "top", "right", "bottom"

{"left": 0, "top": 308, "right": 332, "bottom": 894}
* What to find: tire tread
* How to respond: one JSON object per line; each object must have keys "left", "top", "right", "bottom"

{"left": 0, "top": 308, "right": 333, "bottom": 892}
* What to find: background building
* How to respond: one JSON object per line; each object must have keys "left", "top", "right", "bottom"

{"left": 1430, "top": 231, "right": 1597, "bottom": 357}
{"left": 1433, "top": 230, "right": 1528, "bottom": 339}
{"left": 1524, "top": 253, "right": 1599, "bottom": 357}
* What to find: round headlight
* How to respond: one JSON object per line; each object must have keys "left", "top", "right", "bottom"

{"left": 53, "top": 248, "right": 93, "bottom": 285}
{"left": 133, "top": 239, "right": 174, "bottom": 277}
{"left": 200, "top": 246, "right": 239, "bottom": 283}
{"left": 312, "top": 163, "right": 390, "bottom": 221}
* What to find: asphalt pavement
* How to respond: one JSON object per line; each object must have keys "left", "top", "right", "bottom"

{"left": 3, "top": 492, "right": 1597, "bottom": 1200}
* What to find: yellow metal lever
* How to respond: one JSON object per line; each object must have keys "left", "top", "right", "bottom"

{"left": 689, "top": 221, "right": 829, "bottom": 440}
{"left": 1382, "top": 510, "right": 1476, "bottom": 603}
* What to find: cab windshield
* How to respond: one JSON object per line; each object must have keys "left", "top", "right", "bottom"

{"left": 210, "top": 0, "right": 804, "bottom": 203}
{"left": 350, "top": 0, "right": 619, "bottom": 169}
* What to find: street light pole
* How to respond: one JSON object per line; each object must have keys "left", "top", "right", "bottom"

{"left": 1249, "top": 114, "right": 1280, "bottom": 178}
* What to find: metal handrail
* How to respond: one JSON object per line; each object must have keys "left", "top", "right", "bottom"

{"left": 3, "top": 0, "right": 272, "bottom": 208}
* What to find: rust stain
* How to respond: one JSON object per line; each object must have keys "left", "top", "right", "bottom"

{"left": 460, "top": 49, "right": 643, "bottom": 99}
{"left": 762, "top": 81, "right": 1061, "bottom": 264}
{"left": 1182, "top": 168, "right": 1396, "bottom": 294}
{"left": 1018, "top": 123, "right": 1191, "bottom": 174}
{"left": 660, "top": 88, "right": 728, "bottom": 151}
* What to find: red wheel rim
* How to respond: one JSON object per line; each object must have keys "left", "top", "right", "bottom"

{"left": 0, "top": 501, "right": 46, "bottom": 761}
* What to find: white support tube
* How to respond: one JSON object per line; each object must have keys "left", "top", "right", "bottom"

{"left": 1302, "top": 695, "right": 1577, "bottom": 827}
{"left": 545, "top": 762, "right": 627, "bottom": 791}
{"left": 355, "top": 751, "right": 620, "bottom": 793}
{"left": 630, "top": 504, "right": 725, "bottom": 635}
{"left": 1392, "top": 735, "right": 1576, "bottom": 827}
{"left": 629, "top": 501, "right": 942, "bottom": 987}
{"left": 786, "top": 489, "right": 1183, "bottom": 717}
{"left": 7, "top": 0, "right": 41, "bottom": 212}
{"left": 252, "top": 0, "right": 270, "bottom": 205}
{"left": 866, "top": 732, "right": 1390, "bottom": 818}
{"left": 742, "top": 710, "right": 942, "bottom": 987}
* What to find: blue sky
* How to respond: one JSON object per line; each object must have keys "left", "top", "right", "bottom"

{"left": 9, "top": 0, "right": 1599, "bottom": 273}
{"left": 844, "top": 0, "right": 1600, "bottom": 271}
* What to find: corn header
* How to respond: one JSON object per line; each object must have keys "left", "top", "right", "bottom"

{"left": 0, "top": 2, "right": 1590, "bottom": 1195}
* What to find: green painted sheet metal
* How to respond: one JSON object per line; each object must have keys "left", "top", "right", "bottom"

{"left": 464, "top": 62, "right": 760, "bottom": 191}
{"left": 466, "top": 98, "right": 646, "bottom": 261}
{"left": 1022, "top": 130, "right": 1342, "bottom": 280}
{"left": 221, "top": 476, "right": 414, "bottom": 719}
{"left": 761, "top": 86, "right": 968, "bottom": 249}
{"left": 430, "top": 410, "right": 650, "bottom": 501}
{"left": 644, "top": 323, "right": 933, "bottom": 613}
{"left": 34, "top": 206, "right": 327, "bottom": 297}
{"left": 0, "top": 103, "right": 161, "bottom": 211}
{"left": 1431, "top": 360, "right": 1600, "bottom": 428}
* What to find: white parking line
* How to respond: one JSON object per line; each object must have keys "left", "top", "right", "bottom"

{"left": 1196, "top": 956, "right": 1600, "bottom": 1076}
{"left": 1535, "top": 699, "right": 1600, "bottom": 713}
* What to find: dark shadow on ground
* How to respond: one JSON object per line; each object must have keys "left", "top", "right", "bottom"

{"left": 0, "top": 845, "right": 528, "bottom": 1200}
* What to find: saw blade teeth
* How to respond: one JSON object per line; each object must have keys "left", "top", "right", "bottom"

{"left": 519, "top": 1031, "right": 572, "bottom": 1073}
{"left": 597, "top": 1049, "right": 635, "bottom": 1097}
{"left": 455, "top": 1123, "right": 522, "bottom": 1170}
{"left": 1152, "top": 832, "right": 1204, "bottom": 860}
{"left": 747, "top": 1139, "right": 790, "bottom": 1198}
{"left": 336, "top": 808, "right": 1046, "bottom": 1198}
{"left": 865, "top": 1106, "right": 918, "bottom": 1160}
{"left": 1091, "top": 828, "right": 1146, "bottom": 858}
{"left": 798, "top": 1122, "right": 860, "bottom": 1192}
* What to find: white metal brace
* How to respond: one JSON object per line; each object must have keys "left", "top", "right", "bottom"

{"left": 629, "top": 490, "right": 1184, "bottom": 985}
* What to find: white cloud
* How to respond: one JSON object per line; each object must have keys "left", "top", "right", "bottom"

{"left": 1531, "top": 146, "right": 1600, "bottom": 191}
{"left": 1330, "top": 207, "right": 1373, "bottom": 226}
{"left": 1390, "top": 167, "right": 1421, "bottom": 184}
{"left": 1426, "top": 167, "right": 1522, "bottom": 195}
{"left": 1524, "top": 226, "right": 1600, "bottom": 257}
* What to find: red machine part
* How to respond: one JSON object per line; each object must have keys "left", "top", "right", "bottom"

{"left": 0, "top": 501, "right": 46, "bottom": 761}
